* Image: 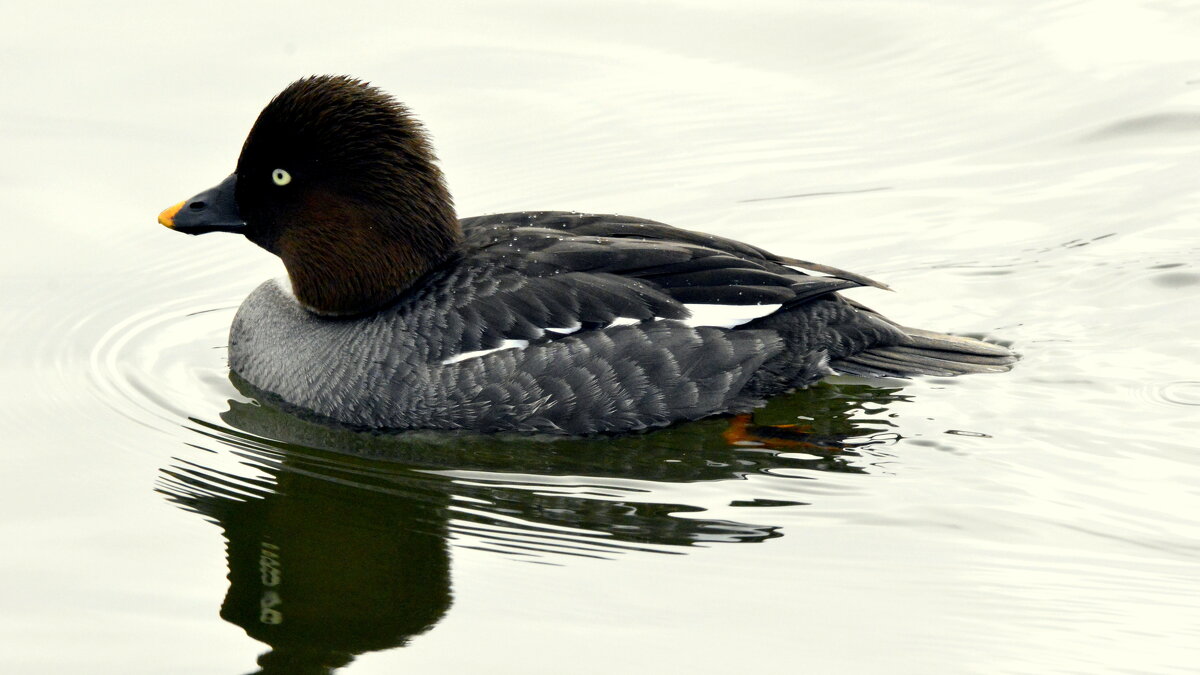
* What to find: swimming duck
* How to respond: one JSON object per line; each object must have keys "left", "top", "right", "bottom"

{"left": 159, "top": 75, "right": 1015, "bottom": 435}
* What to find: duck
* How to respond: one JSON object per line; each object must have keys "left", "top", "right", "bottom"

{"left": 158, "top": 75, "right": 1016, "bottom": 435}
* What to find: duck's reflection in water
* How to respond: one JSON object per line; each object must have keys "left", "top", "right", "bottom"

{"left": 158, "top": 377, "right": 903, "bottom": 674}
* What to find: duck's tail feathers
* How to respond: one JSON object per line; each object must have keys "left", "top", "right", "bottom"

{"left": 831, "top": 325, "right": 1017, "bottom": 378}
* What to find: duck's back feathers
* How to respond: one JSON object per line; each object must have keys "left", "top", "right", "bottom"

{"left": 463, "top": 211, "right": 892, "bottom": 290}
{"left": 460, "top": 211, "right": 868, "bottom": 311}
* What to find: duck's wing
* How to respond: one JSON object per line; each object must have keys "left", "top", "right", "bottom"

{"left": 411, "top": 212, "right": 880, "bottom": 364}
{"left": 460, "top": 211, "right": 891, "bottom": 291}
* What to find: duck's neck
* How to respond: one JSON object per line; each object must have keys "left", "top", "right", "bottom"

{"left": 277, "top": 203, "right": 461, "bottom": 316}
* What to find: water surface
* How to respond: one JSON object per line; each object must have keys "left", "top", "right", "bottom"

{"left": 2, "top": 2, "right": 1199, "bottom": 673}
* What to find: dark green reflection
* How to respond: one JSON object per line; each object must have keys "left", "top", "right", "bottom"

{"left": 160, "top": 448, "right": 452, "bottom": 674}
{"left": 159, "top": 376, "right": 903, "bottom": 673}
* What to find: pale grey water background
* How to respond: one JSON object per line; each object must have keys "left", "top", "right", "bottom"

{"left": 2, "top": 1, "right": 1199, "bottom": 673}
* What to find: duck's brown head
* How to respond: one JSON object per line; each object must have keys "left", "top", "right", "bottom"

{"left": 159, "top": 75, "right": 462, "bottom": 316}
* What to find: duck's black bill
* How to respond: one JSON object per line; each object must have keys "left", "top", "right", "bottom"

{"left": 158, "top": 173, "right": 247, "bottom": 235}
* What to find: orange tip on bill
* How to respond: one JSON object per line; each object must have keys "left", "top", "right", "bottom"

{"left": 158, "top": 200, "right": 185, "bottom": 228}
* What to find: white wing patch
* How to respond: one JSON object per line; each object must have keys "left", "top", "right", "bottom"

{"left": 609, "top": 304, "right": 783, "bottom": 330}
{"left": 441, "top": 339, "right": 530, "bottom": 365}
{"left": 439, "top": 305, "right": 780, "bottom": 366}
{"left": 680, "top": 303, "right": 782, "bottom": 328}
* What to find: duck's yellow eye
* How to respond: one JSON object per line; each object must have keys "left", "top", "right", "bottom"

{"left": 272, "top": 168, "right": 292, "bottom": 186}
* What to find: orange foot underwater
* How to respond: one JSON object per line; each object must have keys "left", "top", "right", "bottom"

{"left": 722, "top": 414, "right": 848, "bottom": 453}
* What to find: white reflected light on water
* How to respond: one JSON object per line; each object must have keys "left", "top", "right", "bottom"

{"left": 1, "top": 1, "right": 1199, "bottom": 673}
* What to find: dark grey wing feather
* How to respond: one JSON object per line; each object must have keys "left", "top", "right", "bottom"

{"left": 462, "top": 211, "right": 782, "bottom": 260}
{"left": 438, "top": 212, "right": 881, "bottom": 359}
{"left": 461, "top": 211, "right": 892, "bottom": 289}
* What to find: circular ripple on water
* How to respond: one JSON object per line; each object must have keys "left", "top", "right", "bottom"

{"left": 88, "top": 293, "right": 242, "bottom": 433}
{"left": 1139, "top": 381, "right": 1200, "bottom": 408}
{"left": 65, "top": 236, "right": 262, "bottom": 437}
{"left": 1157, "top": 381, "right": 1200, "bottom": 407}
